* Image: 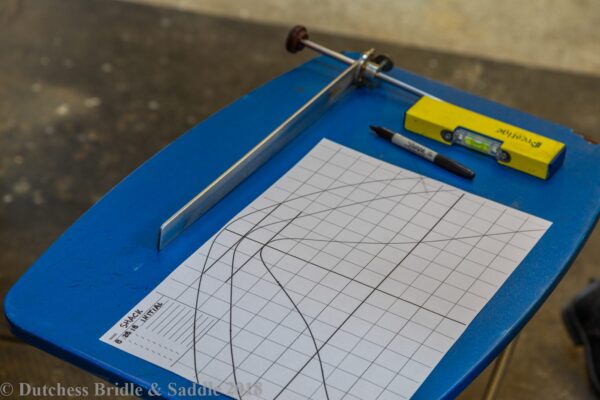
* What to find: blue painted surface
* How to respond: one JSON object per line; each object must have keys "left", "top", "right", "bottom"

{"left": 4, "top": 54, "right": 600, "bottom": 399}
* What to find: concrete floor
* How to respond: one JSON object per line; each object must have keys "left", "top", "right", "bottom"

{"left": 0, "top": 0, "right": 599, "bottom": 399}
{"left": 128, "top": 0, "right": 600, "bottom": 77}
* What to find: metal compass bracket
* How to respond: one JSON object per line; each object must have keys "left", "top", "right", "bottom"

{"left": 157, "top": 25, "right": 432, "bottom": 250}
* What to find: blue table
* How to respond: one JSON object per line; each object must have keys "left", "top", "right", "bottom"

{"left": 5, "top": 54, "right": 600, "bottom": 399}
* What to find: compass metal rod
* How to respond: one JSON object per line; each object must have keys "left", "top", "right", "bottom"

{"left": 291, "top": 27, "right": 441, "bottom": 101}
{"left": 375, "top": 71, "right": 440, "bottom": 100}
{"left": 302, "top": 39, "right": 355, "bottom": 65}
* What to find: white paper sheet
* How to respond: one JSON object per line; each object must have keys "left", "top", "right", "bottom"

{"left": 102, "top": 139, "right": 551, "bottom": 399}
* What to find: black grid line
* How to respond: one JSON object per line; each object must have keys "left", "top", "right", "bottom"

{"left": 373, "top": 205, "right": 510, "bottom": 399}
{"left": 253, "top": 160, "right": 417, "bottom": 399}
{"left": 234, "top": 149, "right": 385, "bottom": 398}
{"left": 158, "top": 289, "right": 434, "bottom": 396}
{"left": 195, "top": 146, "right": 349, "bottom": 397}
{"left": 285, "top": 190, "right": 463, "bottom": 400}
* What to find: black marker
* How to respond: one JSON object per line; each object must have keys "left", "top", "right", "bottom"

{"left": 371, "top": 125, "right": 475, "bottom": 180}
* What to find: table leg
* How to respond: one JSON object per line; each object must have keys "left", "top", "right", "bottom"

{"left": 482, "top": 336, "right": 519, "bottom": 400}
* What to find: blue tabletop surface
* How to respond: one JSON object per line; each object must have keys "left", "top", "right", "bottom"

{"left": 5, "top": 54, "right": 600, "bottom": 399}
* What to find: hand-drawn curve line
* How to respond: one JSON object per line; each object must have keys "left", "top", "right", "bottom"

{"left": 255, "top": 219, "right": 330, "bottom": 400}
{"left": 192, "top": 204, "right": 281, "bottom": 384}
{"left": 267, "top": 228, "right": 545, "bottom": 251}
{"left": 191, "top": 177, "right": 433, "bottom": 382}
{"left": 188, "top": 172, "right": 542, "bottom": 398}
{"left": 191, "top": 177, "right": 440, "bottom": 384}
{"left": 228, "top": 238, "right": 245, "bottom": 399}
{"left": 227, "top": 212, "right": 310, "bottom": 399}
{"left": 269, "top": 193, "right": 465, "bottom": 399}
{"left": 222, "top": 189, "right": 460, "bottom": 245}
{"left": 190, "top": 176, "right": 453, "bottom": 387}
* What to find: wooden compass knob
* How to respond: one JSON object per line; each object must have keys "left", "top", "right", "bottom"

{"left": 286, "top": 25, "right": 309, "bottom": 53}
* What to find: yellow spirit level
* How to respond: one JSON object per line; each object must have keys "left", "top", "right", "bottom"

{"left": 405, "top": 96, "right": 566, "bottom": 179}
{"left": 284, "top": 25, "right": 566, "bottom": 181}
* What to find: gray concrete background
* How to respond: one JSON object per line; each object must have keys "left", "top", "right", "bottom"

{"left": 128, "top": 0, "right": 600, "bottom": 77}
{"left": 0, "top": 0, "right": 598, "bottom": 399}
